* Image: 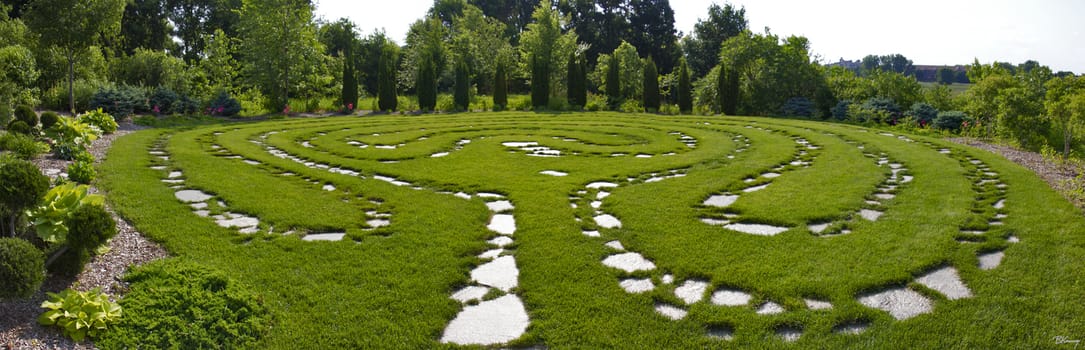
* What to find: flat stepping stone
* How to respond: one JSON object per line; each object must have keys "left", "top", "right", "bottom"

{"left": 703, "top": 194, "right": 739, "bottom": 207}
{"left": 761, "top": 172, "right": 781, "bottom": 178}
{"left": 724, "top": 223, "right": 789, "bottom": 236}
{"left": 216, "top": 216, "right": 259, "bottom": 228}
{"left": 619, "top": 278, "right": 655, "bottom": 293}
{"left": 440, "top": 295, "right": 529, "bottom": 345}
{"left": 710, "top": 289, "right": 751, "bottom": 306}
{"left": 604, "top": 241, "right": 624, "bottom": 250}
{"left": 190, "top": 202, "right": 208, "bottom": 210}
{"left": 635, "top": 154, "right": 652, "bottom": 158}
{"left": 587, "top": 182, "right": 619, "bottom": 189}
{"left": 451, "top": 286, "right": 490, "bottom": 303}
{"left": 978, "top": 251, "right": 1005, "bottom": 270}
{"left": 654, "top": 304, "right": 687, "bottom": 320}
{"left": 756, "top": 301, "right": 785, "bottom": 315}
{"left": 776, "top": 326, "right": 802, "bottom": 342}
{"left": 858, "top": 287, "right": 933, "bottom": 320}
{"left": 743, "top": 184, "right": 769, "bottom": 193}
{"left": 488, "top": 236, "right": 513, "bottom": 247}
{"left": 874, "top": 193, "right": 895, "bottom": 200}
{"left": 539, "top": 170, "right": 567, "bottom": 176}
{"left": 175, "top": 190, "right": 213, "bottom": 203}
{"left": 674, "top": 280, "right": 709, "bottom": 304}
{"left": 593, "top": 214, "right": 622, "bottom": 229}
{"left": 707, "top": 327, "right": 734, "bottom": 341}
{"left": 302, "top": 233, "right": 346, "bottom": 241}
{"left": 478, "top": 249, "right": 503, "bottom": 260}
{"left": 322, "top": 184, "right": 336, "bottom": 191}
{"left": 162, "top": 179, "right": 184, "bottom": 184}
{"left": 602, "top": 252, "right": 656, "bottom": 272}
{"left": 808, "top": 223, "right": 830, "bottom": 233}
{"left": 366, "top": 219, "right": 390, "bottom": 228}
{"left": 477, "top": 193, "right": 504, "bottom": 199}
{"left": 1007, "top": 235, "right": 1020, "bottom": 243}
{"left": 860, "top": 209, "right": 883, "bottom": 221}
{"left": 487, "top": 215, "right": 516, "bottom": 235}
{"left": 916, "top": 267, "right": 972, "bottom": 300}
{"left": 486, "top": 201, "right": 515, "bottom": 212}
{"left": 596, "top": 192, "right": 610, "bottom": 199}
{"left": 993, "top": 200, "right": 1006, "bottom": 209}
{"left": 150, "top": 166, "right": 167, "bottom": 170}
{"left": 590, "top": 201, "right": 602, "bottom": 209}
{"left": 194, "top": 210, "right": 210, "bottom": 217}
{"left": 701, "top": 218, "right": 729, "bottom": 226}
{"left": 502, "top": 141, "right": 538, "bottom": 147}
{"left": 471, "top": 255, "right": 519, "bottom": 291}
{"left": 804, "top": 299, "right": 833, "bottom": 310}
{"left": 431, "top": 152, "right": 449, "bottom": 157}
{"left": 582, "top": 230, "right": 600, "bottom": 237}
{"left": 168, "top": 171, "right": 182, "bottom": 178}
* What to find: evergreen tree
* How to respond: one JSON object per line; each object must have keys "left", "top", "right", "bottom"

{"left": 531, "top": 55, "right": 549, "bottom": 108}
{"left": 606, "top": 53, "right": 621, "bottom": 109}
{"left": 718, "top": 65, "right": 739, "bottom": 115}
{"left": 341, "top": 46, "right": 358, "bottom": 112}
{"left": 378, "top": 42, "right": 398, "bottom": 112}
{"left": 643, "top": 57, "right": 660, "bottom": 112}
{"left": 493, "top": 61, "right": 507, "bottom": 110}
{"left": 577, "top": 57, "right": 588, "bottom": 109}
{"left": 567, "top": 52, "right": 581, "bottom": 108}
{"left": 417, "top": 56, "right": 436, "bottom": 111}
{"left": 677, "top": 57, "right": 692, "bottom": 114}
{"left": 454, "top": 60, "right": 470, "bottom": 111}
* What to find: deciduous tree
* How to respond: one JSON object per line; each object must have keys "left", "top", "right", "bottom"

{"left": 238, "top": 0, "right": 321, "bottom": 112}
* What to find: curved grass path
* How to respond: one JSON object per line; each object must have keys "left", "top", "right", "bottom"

{"left": 100, "top": 112, "right": 1085, "bottom": 348}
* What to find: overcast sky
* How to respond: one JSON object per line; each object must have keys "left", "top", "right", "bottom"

{"left": 315, "top": 0, "right": 1085, "bottom": 73}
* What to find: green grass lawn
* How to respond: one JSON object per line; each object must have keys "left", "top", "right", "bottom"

{"left": 99, "top": 112, "right": 1085, "bottom": 349}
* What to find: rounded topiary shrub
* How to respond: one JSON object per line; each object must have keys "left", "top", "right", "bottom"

{"left": 208, "top": 91, "right": 241, "bottom": 117}
{"left": 7, "top": 120, "right": 30, "bottom": 135}
{"left": 40, "top": 111, "right": 60, "bottom": 130}
{"left": 934, "top": 111, "right": 967, "bottom": 131}
{"left": 95, "top": 259, "right": 271, "bottom": 349}
{"left": 13, "top": 105, "right": 37, "bottom": 127}
{"left": 0, "top": 158, "right": 51, "bottom": 230}
{"left": 0, "top": 237, "right": 46, "bottom": 299}
{"left": 67, "top": 203, "right": 116, "bottom": 252}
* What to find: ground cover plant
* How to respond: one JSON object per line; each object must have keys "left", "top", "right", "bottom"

{"left": 99, "top": 112, "right": 1085, "bottom": 348}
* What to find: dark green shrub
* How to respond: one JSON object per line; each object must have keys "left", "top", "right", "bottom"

{"left": 0, "top": 132, "right": 50, "bottom": 159}
{"left": 13, "top": 105, "right": 37, "bottom": 127}
{"left": 493, "top": 62, "right": 507, "bottom": 111}
{"left": 909, "top": 102, "right": 939, "bottom": 125}
{"left": 831, "top": 100, "right": 851, "bottom": 120}
{"left": 149, "top": 88, "right": 180, "bottom": 115}
{"left": 67, "top": 152, "right": 95, "bottom": 184}
{"left": 934, "top": 111, "right": 967, "bottom": 132}
{"left": 96, "top": 259, "right": 271, "bottom": 349}
{"left": 208, "top": 91, "right": 241, "bottom": 117}
{"left": 643, "top": 58, "right": 660, "bottom": 112}
{"left": 48, "top": 203, "right": 115, "bottom": 277}
{"left": 40, "top": 111, "right": 60, "bottom": 130}
{"left": 0, "top": 157, "right": 50, "bottom": 236}
{"left": 453, "top": 61, "right": 469, "bottom": 112}
{"left": 7, "top": 120, "right": 30, "bottom": 134}
{"left": 89, "top": 86, "right": 148, "bottom": 119}
{"left": 0, "top": 237, "right": 45, "bottom": 299}
{"left": 677, "top": 58, "right": 692, "bottom": 114}
{"left": 781, "top": 97, "right": 814, "bottom": 117}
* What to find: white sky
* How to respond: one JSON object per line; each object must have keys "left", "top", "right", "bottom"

{"left": 316, "top": 0, "right": 1085, "bottom": 73}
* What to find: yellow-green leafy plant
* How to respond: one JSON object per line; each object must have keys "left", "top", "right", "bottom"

{"left": 45, "top": 116, "right": 100, "bottom": 160}
{"left": 77, "top": 108, "right": 118, "bottom": 134}
{"left": 26, "top": 183, "right": 102, "bottom": 243}
{"left": 38, "top": 288, "right": 121, "bottom": 342}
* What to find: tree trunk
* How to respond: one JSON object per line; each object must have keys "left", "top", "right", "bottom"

{"left": 67, "top": 49, "right": 75, "bottom": 115}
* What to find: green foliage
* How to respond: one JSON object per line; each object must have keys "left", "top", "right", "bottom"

{"left": 417, "top": 56, "right": 437, "bottom": 112}
{"left": 780, "top": 97, "right": 814, "bottom": 117}
{"left": 109, "top": 48, "right": 189, "bottom": 93}
{"left": 377, "top": 42, "right": 398, "bottom": 112}
{"left": 89, "top": 85, "right": 147, "bottom": 119}
{"left": 717, "top": 65, "right": 739, "bottom": 115}
{"left": 13, "top": 104, "right": 36, "bottom": 127}
{"left": 530, "top": 53, "right": 549, "bottom": 108}
{"left": 46, "top": 115, "right": 100, "bottom": 160}
{"left": 0, "top": 156, "right": 49, "bottom": 236}
{"left": 77, "top": 108, "right": 118, "bottom": 134}
{"left": 492, "top": 61, "right": 507, "bottom": 111}
{"left": 38, "top": 288, "right": 121, "bottom": 342}
{"left": 0, "top": 45, "right": 40, "bottom": 109}
{"left": 40, "top": 111, "right": 60, "bottom": 130}
{"left": 42, "top": 79, "right": 103, "bottom": 113}
{"left": 208, "top": 91, "right": 242, "bottom": 117}
{"left": 341, "top": 50, "right": 358, "bottom": 112}
{"left": 677, "top": 58, "right": 692, "bottom": 114}
{"left": 606, "top": 53, "right": 621, "bottom": 109}
{"left": 238, "top": 0, "right": 322, "bottom": 112}
{"left": 520, "top": 0, "right": 577, "bottom": 105}
{"left": 27, "top": 182, "right": 102, "bottom": 244}
{"left": 96, "top": 259, "right": 270, "bottom": 349}
{"left": 453, "top": 60, "right": 470, "bottom": 111}
{"left": 684, "top": 3, "right": 747, "bottom": 79}
{"left": 909, "top": 102, "right": 939, "bottom": 125}
{"left": 67, "top": 152, "right": 95, "bottom": 184}
{"left": 6, "top": 120, "right": 28, "bottom": 134}
{"left": 0, "top": 131, "right": 50, "bottom": 159}
{"left": 0, "top": 237, "right": 45, "bottom": 299}
{"left": 566, "top": 52, "right": 584, "bottom": 109}
{"left": 49, "top": 201, "right": 115, "bottom": 276}
{"left": 642, "top": 57, "right": 660, "bottom": 112}
{"left": 934, "top": 111, "right": 967, "bottom": 131}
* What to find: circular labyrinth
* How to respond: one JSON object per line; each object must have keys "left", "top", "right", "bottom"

{"left": 107, "top": 113, "right": 1085, "bottom": 348}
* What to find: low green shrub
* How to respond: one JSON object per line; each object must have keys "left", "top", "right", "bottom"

{"left": 89, "top": 85, "right": 147, "bottom": 119}
{"left": 0, "top": 157, "right": 50, "bottom": 236}
{"left": 14, "top": 104, "right": 37, "bottom": 127}
{"left": 0, "top": 132, "right": 50, "bottom": 159}
{"left": 6, "top": 120, "right": 30, "bottom": 134}
{"left": 48, "top": 202, "right": 115, "bottom": 277}
{"left": 67, "top": 152, "right": 95, "bottom": 184}
{"left": 0, "top": 237, "right": 45, "bottom": 299}
{"left": 45, "top": 116, "right": 99, "bottom": 160}
{"left": 77, "top": 109, "right": 118, "bottom": 134}
{"left": 39, "top": 288, "right": 121, "bottom": 342}
{"left": 42, "top": 79, "right": 104, "bottom": 113}
{"left": 96, "top": 259, "right": 271, "bottom": 349}
{"left": 27, "top": 182, "right": 103, "bottom": 244}
{"left": 208, "top": 91, "right": 241, "bottom": 117}
{"left": 39, "top": 111, "right": 60, "bottom": 130}
{"left": 934, "top": 111, "right": 967, "bottom": 131}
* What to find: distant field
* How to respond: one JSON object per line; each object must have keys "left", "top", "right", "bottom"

{"left": 100, "top": 112, "right": 1085, "bottom": 348}
{"left": 920, "top": 82, "right": 973, "bottom": 95}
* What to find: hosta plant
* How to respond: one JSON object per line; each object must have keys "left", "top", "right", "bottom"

{"left": 45, "top": 116, "right": 100, "bottom": 160}
{"left": 26, "top": 183, "right": 102, "bottom": 243}
{"left": 77, "top": 108, "right": 118, "bottom": 134}
{"left": 38, "top": 288, "right": 122, "bottom": 342}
